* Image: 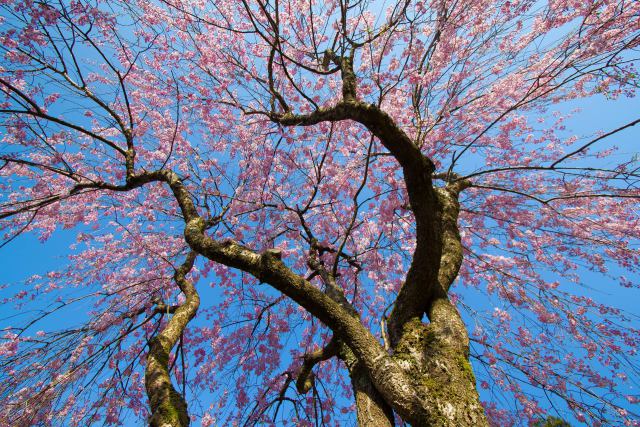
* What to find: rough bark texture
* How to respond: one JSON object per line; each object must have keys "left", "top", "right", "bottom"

{"left": 347, "top": 355, "right": 396, "bottom": 427}
{"left": 302, "top": 254, "right": 396, "bottom": 427}
{"left": 145, "top": 253, "right": 199, "bottom": 427}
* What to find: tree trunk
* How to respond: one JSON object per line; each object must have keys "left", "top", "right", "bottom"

{"left": 338, "top": 342, "right": 396, "bottom": 427}
{"left": 145, "top": 253, "right": 199, "bottom": 427}
{"left": 351, "top": 364, "right": 395, "bottom": 427}
{"left": 146, "top": 339, "right": 191, "bottom": 427}
{"left": 383, "top": 185, "right": 488, "bottom": 426}
{"left": 390, "top": 306, "right": 487, "bottom": 426}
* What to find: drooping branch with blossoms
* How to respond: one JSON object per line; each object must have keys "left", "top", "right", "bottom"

{"left": 1, "top": 0, "right": 639, "bottom": 426}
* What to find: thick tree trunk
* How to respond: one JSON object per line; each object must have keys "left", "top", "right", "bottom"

{"left": 382, "top": 183, "right": 487, "bottom": 426}
{"left": 336, "top": 341, "right": 396, "bottom": 427}
{"left": 390, "top": 307, "right": 487, "bottom": 426}
{"left": 351, "top": 363, "right": 395, "bottom": 427}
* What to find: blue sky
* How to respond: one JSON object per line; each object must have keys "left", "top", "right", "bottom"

{"left": 1, "top": 2, "right": 639, "bottom": 425}
{"left": 1, "top": 92, "right": 638, "bottom": 426}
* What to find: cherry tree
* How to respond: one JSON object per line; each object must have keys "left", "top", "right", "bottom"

{"left": 1, "top": 0, "right": 639, "bottom": 425}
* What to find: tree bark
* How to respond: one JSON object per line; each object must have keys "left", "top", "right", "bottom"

{"left": 145, "top": 253, "right": 199, "bottom": 427}
{"left": 350, "top": 361, "right": 395, "bottom": 427}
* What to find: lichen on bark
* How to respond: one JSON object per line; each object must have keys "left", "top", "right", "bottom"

{"left": 145, "top": 252, "right": 199, "bottom": 427}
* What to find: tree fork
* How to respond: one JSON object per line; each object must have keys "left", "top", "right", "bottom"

{"left": 389, "top": 185, "right": 487, "bottom": 426}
